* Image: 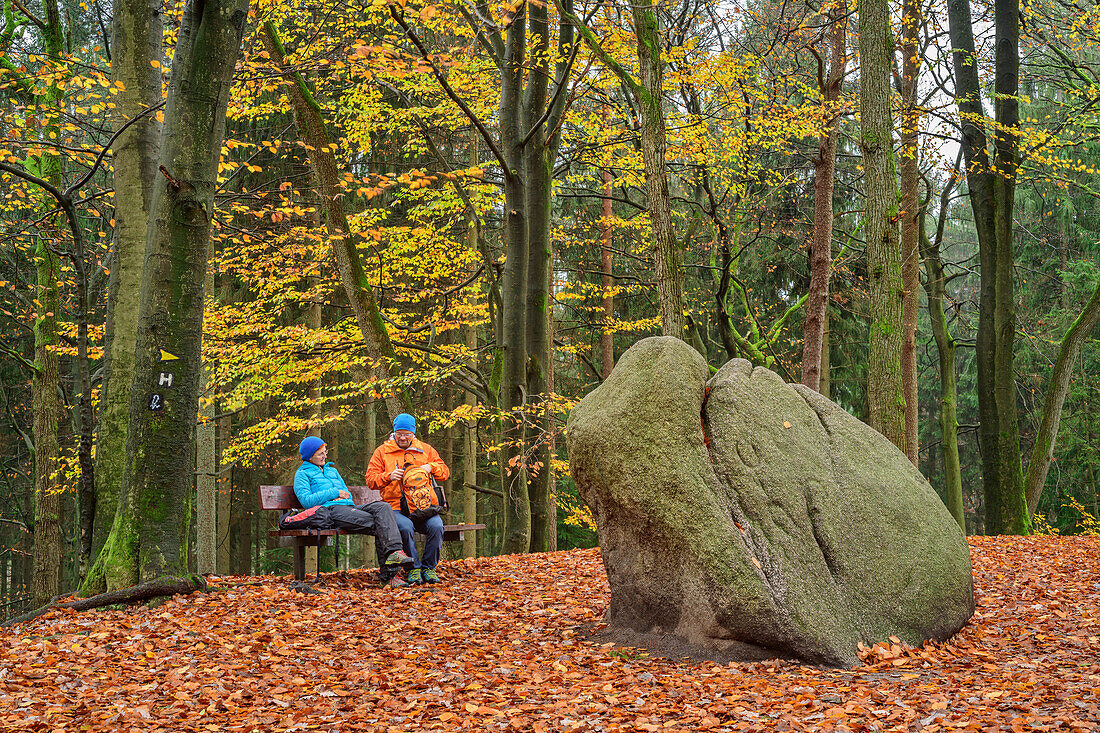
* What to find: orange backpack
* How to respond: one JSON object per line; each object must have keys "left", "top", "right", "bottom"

{"left": 400, "top": 463, "right": 447, "bottom": 520}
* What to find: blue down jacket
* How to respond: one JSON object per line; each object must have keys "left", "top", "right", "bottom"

{"left": 293, "top": 461, "right": 355, "bottom": 509}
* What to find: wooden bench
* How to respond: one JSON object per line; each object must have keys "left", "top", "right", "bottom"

{"left": 260, "top": 484, "right": 485, "bottom": 581}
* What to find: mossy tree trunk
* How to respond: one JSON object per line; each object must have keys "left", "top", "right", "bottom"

{"left": 631, "top": 3, "right": 684, "bottom": 339}
{"left": 83, "top": 0, "right": 249, "bottom": 593}
{"left": 859, "top": 0, "right": 906, "bottom": 452}
{"left": 1025, "top": 276, "right": 1100, "bottom": 517}
{"left": 920, "top": 179, "right": 965, "bottom": 530}
{"left": 92, "top": 0, "right": 163, "bottom": 565}
{"left": 30, "top": 0, "right": 64, "bottom": 609}
{"left": 525, "top": 0, "right": 571, "bottom": 553}
{"left": 946, "top": 0, "right": 1029, "bottom": 534}
{"left": 558, "top": 0, "right": 685, "bottom": 340}
{"left": 390, "top": 2, "right": 577, "bottom": 553}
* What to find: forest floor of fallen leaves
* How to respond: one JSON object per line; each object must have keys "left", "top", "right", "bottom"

{"left": 2, "top": 536, "right": 1098, "bottom": 732}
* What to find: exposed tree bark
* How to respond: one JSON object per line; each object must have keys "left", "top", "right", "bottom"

{"left": 860, "top": 0, "right": 906, "bottom": 451}
{"left": 601, "top": 167, "right": 615, "bottom": 379}
{"left": 899, "top": 0, "right": 921, "bottom": 464}
{"left": 260, "top": 22, "right": 407, "bottom": 421}
{"left": 497, "top": 1, "right": 532, "bottom": 554}
{"left": 464, "top": 323, "right": 478, "bottom": 559}
{"left": 391, "top": 1, "right": 577, "bottom": 553}
{"left": 946, "top": 0, "right": 1029, "bottom": 534}
{"left": 526, "top": 0, "right": 571, "bottom": 552}
{"left": 195, "top": 244, "right": 216, "bottom": 575}
{"left": 819, "top": 308, "right": 831, "bottom": 398}
{"left": 30, "top": 0, "right": 64, "bottom": 608}
{"left": 920, "top": 172, "right": 965, "bottom": 530}
{"left": 92, "top": 0, "right": 163, "bottom": 564}
{"left": 801, "top": 2, "right": 846, "bottom": 392}
{"left": 83, "top": 0, "right": 250, "bottom": 592}
{"left": 631, "top": 3, "right": 684, "bottom": 338}
{"left": 558, "top": 0, "right": 684, "bottom": 338}
{"left": 215, "top": 412, "right": 231, "bottom": 575}
{"left": 1025, "top": 276, "right": 1100, "bottom": 517}
{"left": 463, "top": 138, "right": 479, "bottom": 560}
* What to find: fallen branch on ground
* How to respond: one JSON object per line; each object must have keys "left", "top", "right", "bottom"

{"left": 2, "top": 575, "right": 206, "bottom": 627}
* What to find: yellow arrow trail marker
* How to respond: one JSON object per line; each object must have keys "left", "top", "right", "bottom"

{"left": 160, "top": 350, "right": 179, "bottom": 361}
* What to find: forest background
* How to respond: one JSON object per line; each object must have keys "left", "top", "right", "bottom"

{"left": 0, "top": 0, "right": 1098, "bottom": 620}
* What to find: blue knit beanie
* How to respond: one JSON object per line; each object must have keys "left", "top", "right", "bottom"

{"left": 393, "top": 413, "right": 416, "bottom": 434}
{"left": 299, "top": 436, "right": 325, "bottom": 461}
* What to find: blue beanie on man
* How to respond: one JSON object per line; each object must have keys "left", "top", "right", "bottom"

{"left": 299, "top": 436, "right": 325, "bottom": 461}
{"left": 393, "top": 413, "right": 416, "bottom": 434}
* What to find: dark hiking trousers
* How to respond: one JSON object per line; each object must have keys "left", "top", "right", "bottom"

{"left": 328, "top": 502, "right": 403, "bottom": 559}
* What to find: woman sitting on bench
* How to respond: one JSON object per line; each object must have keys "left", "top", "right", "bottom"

{"left": 295, "top": 436, "right": 414, "bottom": 588}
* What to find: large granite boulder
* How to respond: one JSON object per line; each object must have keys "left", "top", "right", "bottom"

{"left": 566, "top": 336, "right": 974, "bottom": 667}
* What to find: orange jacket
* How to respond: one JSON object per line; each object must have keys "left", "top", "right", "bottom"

{"left": 366, "top": 436, "right": 450, "bottom": 510}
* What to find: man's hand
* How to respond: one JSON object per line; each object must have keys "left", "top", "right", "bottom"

{"left": 338, "top": 490, "right": 350, "bottom": 500}
{"left": 389, "top": 467, "right": 405, "bottom": 482}
{"left": 422, "top": 462, "right": 434, "bottom": 474}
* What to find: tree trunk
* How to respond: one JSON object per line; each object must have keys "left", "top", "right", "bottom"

{"left": 30, "top": 0, "right": 64, "bottom": 608}
{"left": 632, "top": 3, "right": 684, "bottom": 338}
{"left": 602, "top": 167, "right": 615, "bottom": 379}
{"left": 93, "top": 0, "right": 163, "bottom": 563}
{"left": 859, "top": 0, "right": 906, "bottom": 451}
{"left": 920, "top": 203, "right": 965, "bottom": 530}
{"left": 1025, "top": 276, "right": 1100, "bottom": 517}
{"left": 525, "top": 0, "right": 565, "bottom": 553}
{"left": 899, "top": 0, "right": 921, "bottom": 465}
{"left": 946, "top": 0, "right": 1029, "bottom": 534}
{"left": 215, "top": 412, "right": 231, "bottom": 575}
{"left": 463, "top": 146, "right": 479, "bottom": 560}
{"left": 499, "top": 2, "right": 531, "bottom": 554}
{"left": 356, "top": 401, "right": 378, "bottom": 568}
{"left": 801, "top": 3, "right": 846, "bottom": 392}
{"left": 83, "top": 0, "right": 249, "bottom": 592}
{"left": 195, "top": 245, "right": 216, "bottom": 575}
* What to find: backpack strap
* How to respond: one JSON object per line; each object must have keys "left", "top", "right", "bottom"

{"left": 431, "top": 474, "right": 448, "bottom": 511}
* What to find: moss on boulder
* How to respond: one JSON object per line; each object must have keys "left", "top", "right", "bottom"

{"left": 566, "top": 336, "right": 974, "bottom": 667}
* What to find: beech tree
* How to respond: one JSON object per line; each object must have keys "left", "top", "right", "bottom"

{"left": 389, "top": 0, "right": 578, "bottom": 553}
{"left": 860, "top": 0, "right": 906, "bottom": 453}
{"left": 92, "top": 0, "right": 164, "bottom": 567}
{"left": 84, "top": 0, "right": 250, "bottom": 591}
{"left": 801, "top": 0, "right": 847, "bottom": 393}
{"left": 946, "top": 0, "right": 1030, "bottom": 534}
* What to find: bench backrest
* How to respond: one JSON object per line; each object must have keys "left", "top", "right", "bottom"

{"left": 259, "top": 485, "right": 383, "bottom": 511}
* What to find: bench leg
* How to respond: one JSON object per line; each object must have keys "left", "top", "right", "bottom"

{"left": 293, "top": 541, "right": 306, "bottom": 582}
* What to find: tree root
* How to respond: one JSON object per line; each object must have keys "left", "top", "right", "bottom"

{"left": 2, "top": 575, "right": 206, "bottom": 628}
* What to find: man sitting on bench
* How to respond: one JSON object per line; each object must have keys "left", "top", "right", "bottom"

{"left": 295, "top": 436, "right": 414, "bottom": 588}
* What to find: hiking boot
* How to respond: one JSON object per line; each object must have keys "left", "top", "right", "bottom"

{"left": 384, "top": 550, "right": 415, "bottom": 569}
{"left": 423, "top": 568, "right": 440, "bottom": 584}
{"left": 380, "top": 575, "right": 409, "bottom": 589}
{"left": 407, "top": 568, "right": 422, "bottom": 585}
